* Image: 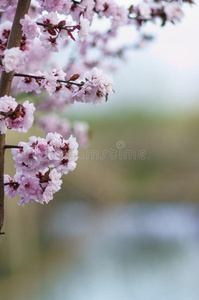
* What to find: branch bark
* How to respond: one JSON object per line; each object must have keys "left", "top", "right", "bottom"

{"left": 0, "top": 0, "right": 31, "bottom": 234}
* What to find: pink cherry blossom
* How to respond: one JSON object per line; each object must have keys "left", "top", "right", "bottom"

{"left": 0, "top": 95, "right": 17, "bottom": 112}
{"left": 72, "top": 81, "right": 98, "bottom": 104}
{"left": 6, "top": 100, "right": 35, "bottom": 132}
{"left": 44, "top": 70, "right": 58, "bottom": 95}
{"left": 17, "top": 76, "right": 40, "bottom": 93}
{"left": 7, "top": 163, "right": 63, "bottom": 206}
{"left": 138, "top": 3, "right": 152, "bottom": 19}
{"left": 40, "top": 32, "right": 60, "bottom": 52}
{"left": 20, "top": 14, "right": 39, "bottom": 40}
{"left": 87, "top": 67, "right": 113, "bottom": 95}
{"left": 2, "top": 47, "right": 29, "bottom": 73}
{"left": 15, "top": 172, "right": 40, "bottom": 206}
{"left": 0, "top": 20, "right": 11, "bottom": 54}
{"left": 12, "top": 132, "right": 78, "bottom": 176}
{"left": 56, "top": 135, "right": 78, "bottom": 174}
{"left": 73, "top": 67, "right": 113, "bottom": 104}
{"left": 8, "top": 167, "right": 62, "bottom": 206}
{"left": 46, "top": 132, "right": 64, "bottom": 161}
{"left": 12, "top": 136, "right": 47, "bottom": 173}
{"left": 4, "top": 174, "right": 19, "bottom": 198}
{"left": 164, "top": 2, "right": 184, "bottom": 22}
{"left": 112, "top": 5, "right": 128, "bottom": 29}
{"left": 97, "top": 0, "right": 117, "bottom": 18}
{"left": 37, "top": 12, "right": 59, "bottom": 32}
{"left": 40, "top": 168, "right": 62, "bottom": 204}
{"left": 0, "top": 96, "right": 17, "bottom": 134}
{"left": 78, "top": 16, "right": 90, "bottom": 41}
{"left": 0, "top": 96, "right": 35, "bottom": 133}
{"left": 70, "top": 0, "right": 95, "bottom": 23}
{"left": 17, "top": 71, "right": 45, "bottom": 94}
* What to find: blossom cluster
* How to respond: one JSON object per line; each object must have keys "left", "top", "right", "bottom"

{"left": 17, "top": 67, "right": 114, "bottom": 105}
{"left": 0, "top": 19, "right": 31, "bottom": 72}
{"left": 0, "top": 96, "right": 35, "bottom": 134}
{"left": 73, "top": 67, "right": 114, "bottom": 104}
{"left": 1, "top": 47, "right": 29, "bottom": 73}
{"left": 36, "top": 12, "right": 90, "bottom": 52}
{"left": 4, "top": 169, "right": 62, "bottom": 206}
{"left": 4, "top": 133, "right": 78, "bottom": 205}
{"left": 0, "top": 20, "right": 11, "bottom": 54}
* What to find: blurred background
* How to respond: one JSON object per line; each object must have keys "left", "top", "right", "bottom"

{"left": 1, "top": 2, "right": 199, "bottom": 300}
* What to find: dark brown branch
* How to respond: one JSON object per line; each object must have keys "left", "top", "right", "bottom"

{"left": 14, "top": 73, "right": 84, "bottom": 86}
{"left": 128, "top": 15, "right": 149, "bottom": 21}
{"left": 14, "top": 73, "right": 45, "bottom": 80}
{"left": 58, "top": 79, "right": 84, "bottom": 86}
{"left": 0, "top": 0, "right": 31, "bottom": 235}
{"left": 4, "top": 145, "right": 23, "bottom": 149}
{"left": 36, "top": 22, "right": 54, "bottom": 28}
{"left": 4, "top": 182, "right": 18, "bottom": 186}
{"left": 36, "top": 22, "right": 78, "bottom": 30}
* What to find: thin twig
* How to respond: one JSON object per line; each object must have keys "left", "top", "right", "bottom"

{"left": 14, "top": 73, "right": 84, "bottom": 86}
{"left": 14, "top": 73, "right": 45, "bottom": 80}
{"left": 36, "top": 22, "right": 78, "bottom": 31}
{"left": 4, "top": 145, "right": 23, "bottom": 149}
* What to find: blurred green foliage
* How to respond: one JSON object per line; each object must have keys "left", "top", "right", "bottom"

{"left": 66, "top": 109, "right": 199, "bottom": 203}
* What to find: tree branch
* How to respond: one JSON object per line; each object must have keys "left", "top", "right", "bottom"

{"left": 0, "top": 0, "right": 31, "bottom": 235}
{"left": 14, "top": 73, "right": 84, "bottom": 86}
{"left": 4, "top": 145, "right": 23, "bottom": 149}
